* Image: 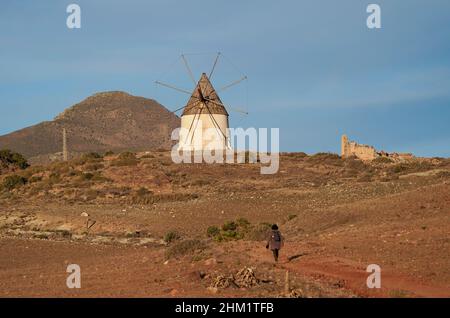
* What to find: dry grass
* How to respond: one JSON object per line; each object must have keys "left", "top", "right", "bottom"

{"left": 165, "top": 239, "right": 207, "bottom": 259}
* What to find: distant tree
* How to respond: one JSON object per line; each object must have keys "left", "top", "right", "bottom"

{"left": 0, "top": 149, "right": 29, "bottom": 169}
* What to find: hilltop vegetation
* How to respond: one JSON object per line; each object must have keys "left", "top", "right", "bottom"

{"left": 1, "top": 149, "right": 449, "bottom": 204}
{"left": 0, "top": 149, "right": 29, "bottom": 171}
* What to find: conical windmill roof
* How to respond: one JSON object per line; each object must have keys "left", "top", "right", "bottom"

{"left": 182, "top": 73, "right": 229, "bottom": 116}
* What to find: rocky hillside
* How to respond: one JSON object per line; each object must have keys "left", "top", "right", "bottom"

{"left": 0, "top": 91, "right": 180, "bottom": 160}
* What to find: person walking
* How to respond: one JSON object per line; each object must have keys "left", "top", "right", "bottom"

{"left": 266, "top": 224, "right": 283, "bottom": 262}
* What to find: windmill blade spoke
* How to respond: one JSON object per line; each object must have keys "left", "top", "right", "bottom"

{"left": 201, "top": 97, "right": 225, "bottom": 108}
{"left": 155, "top": 81, "right": 191, "bottom": 95}
{"left": 181, "top": 54, "right": 197, "bottom": 85}
{"left": 170, "top": 105, "right": 187, "bottom": 113}
{"left": 228, "top": 106, "right": 249, "bottom": 115}
{"left": 183, "top": 90, "right": 249, "bottom": 115}
{"left": 218, "top": 76, "right": 247, "bottom": 93}
{"left": 201, "top": 97, "right": 249, "bottom": 116}
{"left": 209, "top": 52, "right": 221, "bottom": 79}
{"left": 171, "top": 100, "right": 201, "bottom": 113}
{"left": 203, "top": 103, "right": 228, "bottom": 140}
{"left": 186, "top": 106, "right": 203, "bottom": 145}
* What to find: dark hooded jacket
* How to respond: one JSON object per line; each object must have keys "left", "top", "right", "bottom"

{"left": 267, "top": 230, "right": 283, "bottom": 250}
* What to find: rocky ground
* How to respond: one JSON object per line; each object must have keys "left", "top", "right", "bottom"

{"left": 0, "top": 151, "right": 449, "bottom": 297}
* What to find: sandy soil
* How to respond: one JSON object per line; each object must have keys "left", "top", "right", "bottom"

{"left": 0, "top": 153, "right": 449, "bottom": 297}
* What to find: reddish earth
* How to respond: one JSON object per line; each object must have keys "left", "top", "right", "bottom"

{"left": 0, "top": 152, "right": 449, "bottom": 297}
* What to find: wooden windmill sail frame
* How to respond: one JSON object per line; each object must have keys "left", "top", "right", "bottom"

{"left": 155, "top": 53, "right": 248, "bottom": 150}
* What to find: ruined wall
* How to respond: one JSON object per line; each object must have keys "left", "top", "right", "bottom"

{"left": 341, "top": 135, "right": 414, "bottom": 161}
{"left": 341, "top": 135, "right": 378, "bottom": 160}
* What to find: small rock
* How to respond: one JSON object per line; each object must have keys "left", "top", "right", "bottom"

{"left": 207, "top": 287, "right": 218, "bottom": 294}
{"left": 81, "top": 212, "right": 89, "bottom": 217}
{"left": 164, "top": 260, "right": 169, "bottom": 265}
{"left": 204, "top": 258, "right": 217, "bottom": 266}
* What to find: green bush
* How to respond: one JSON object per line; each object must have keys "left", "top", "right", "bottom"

{"left": 164, "top": 231, "right": 181, "bottom": 243}
{"left": 208, "top": 219, "right": 264, "bottom": 242}
{"left": 222, "top": 230, "right": 242, "bottom": 239}
{"left": 0, "top": 149, "right": 29, "bottom": 169}
{"left": 206, "top": 226, "right": 220, "bottom": 237}
{"left": 222, "top": 221, "right": 237, "bottom": 231}
{"left": 236, "top": 217, "right": 250, "bottom": 227}
{"left": 2, "top": 175, "right": 28, "bottom": 190}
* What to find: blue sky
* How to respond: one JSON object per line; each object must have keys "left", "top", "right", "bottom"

{"left": 1, "top": 0, "right": 449, "bottom": 156}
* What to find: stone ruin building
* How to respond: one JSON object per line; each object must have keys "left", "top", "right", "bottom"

{"left": 341, "top": 135, "right": 414, "bottom": 161}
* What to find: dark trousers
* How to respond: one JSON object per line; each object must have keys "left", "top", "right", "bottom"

{"left": 272, "top": 249, "right": 279, "bottom": 262}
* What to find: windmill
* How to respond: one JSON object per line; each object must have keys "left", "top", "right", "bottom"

{"left": 155, "top": 53, "right": 248, "bottom": 151}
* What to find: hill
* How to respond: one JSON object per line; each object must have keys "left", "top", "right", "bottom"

{"left": 0, "top": 91, "right": 180, "bottom": 160}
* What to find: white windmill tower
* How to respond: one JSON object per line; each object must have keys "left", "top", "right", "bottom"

{"left": 155, "top": 53, "right": 248, "bottom": 152}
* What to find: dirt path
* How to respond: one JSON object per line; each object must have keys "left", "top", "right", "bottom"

{"left": 245, "top": 242, "right": 450, "bottom": 298}
{"left": 1, "top": 237, "right": 449, "bottom": 297}
{"left": 282, "top": 256, "right": 450, "bottom": 298}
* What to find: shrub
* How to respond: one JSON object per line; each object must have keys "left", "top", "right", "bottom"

{"left": 29, "top": 176, "right": 43, "bottom": 183}
{"left": 436, "top": 170, "right": 450, "bottom": 178}
{"left": 206, "top": 226, "right": 220, "bottom": 237}
{"left": 344, "top": 158, "right": 368, "bottom": 171}
{"left": 222, "top": 221, "right": 237, "bottom": 231}
{"left": 118, "top": 152, "right": 136, "bottom": 160}
{"left": 136, "top": 187, "right": 150, "bottom": 196}
{"left": 2, "top": 175, "right": 28, "bottom": 190}
{"left": 222, "top": 230, "right": 242, "bottom": 239}
{"left": 0, "top": 149, "right": 29, "bottom": 169}
{"left": 82, "top": 152, "right": 103, "bottom": 160}
{"left": 311, "top": 152, "right": 340, "bottom": 160}
{"left": 164, "top": 231, "right": 181, "bottom": 243}
{"left": 245, "top": 223, "right": 272, "bottom": 241}
{"left": 165, "top": 239, "right": 206, "bottom": 259}
{"left": 388, "top": 161, "right": 434, "bottom": 175}
{"left": 236, "top": 217, "right": 250, "bottom": 227}
{"left": 84, "top": 163, "right": 104, "bottom": 171}
{"left": 308, "top": 152, "right": 342, "bottom": 166}
{"left": 81, "top": 172, "right": 94, "bottom": 181}
{"left": 104, "top": 151, "right": 114, "bottom": 156}
{"left": 372, "top": 157, "right": 394, "bottom": 164}
{"left": 190, "top": 178, "right": 215, "bottom": 187}
{"left": 48, "top": 172, "right": 61, "bottom": 184}
{"left": 209, "top": 219, "right": 268, "bottom": 242}
{"left": 111, "top": 152, "right": 138, "bottom": 166}
{"left": 129, "top": 192, "right": 197, "bottom": 205}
